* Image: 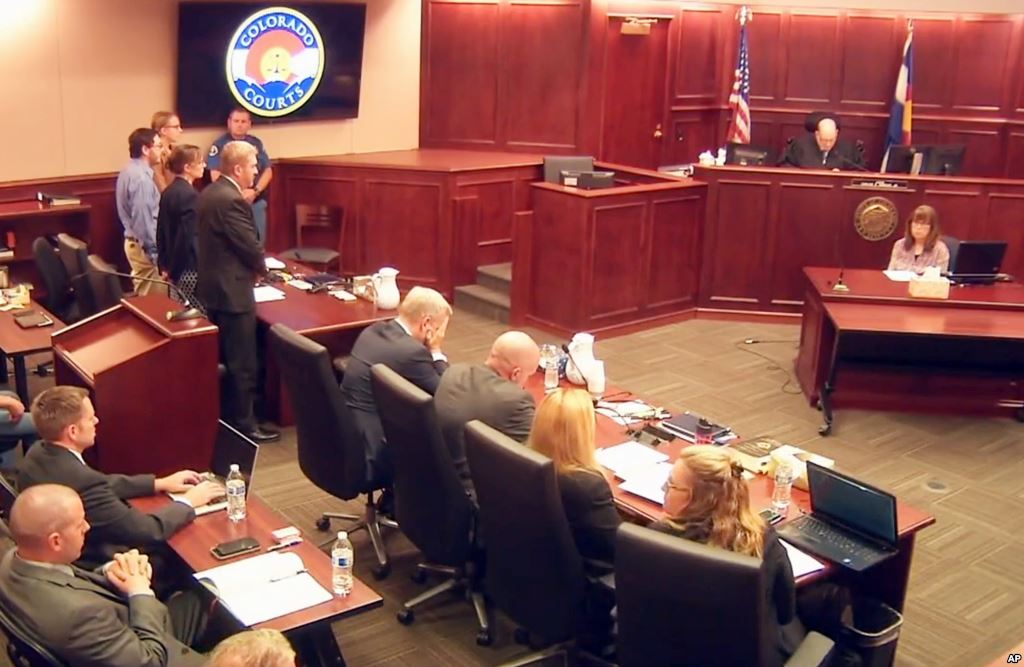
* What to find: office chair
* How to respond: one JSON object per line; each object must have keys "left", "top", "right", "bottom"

{"left": 55, "top": 234, "right": 93, "bottom": 318}
{"left": 31, "top": 238, "right": 76, "bottom": 323}
{"left": 369, "top": 364, "right": 491, "bottom": 645}
{"left": 942, "top": 235, "right": 961, "bottom": 273}
{"left": 615, "top": 523, "right": 834, "bottom": 667}
{"left": 465, "top": 421, "right": 590, "bottom": 663}
{"left": 0, "top": 474, "right": 16, "bottom": 520}
{"left": 267, "top": 323, "right": 395, "bottom": 579}
{"left": 85, "top": 255, "right": 124, "bottom": 313}
{"left": 279, "top": 204, "right": 343, "bottom": 272}
{"left": 0, "top": 603, "right": 67, "bottom": 667}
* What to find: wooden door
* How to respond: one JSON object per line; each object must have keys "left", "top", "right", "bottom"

{"left": 600, "top": 17, "right": 670, "bottom": 168}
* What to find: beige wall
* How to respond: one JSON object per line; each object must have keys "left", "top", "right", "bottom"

{"left": 0, "top": 0, "right": 420, "bottom": 182}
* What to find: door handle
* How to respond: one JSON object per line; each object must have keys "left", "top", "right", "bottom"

{"left": 653, "top": 124, "right": 663, "bottom": 139}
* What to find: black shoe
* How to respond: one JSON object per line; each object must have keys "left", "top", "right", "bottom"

{"left": 244, "top": 427, "right": 280, "bottom": 443}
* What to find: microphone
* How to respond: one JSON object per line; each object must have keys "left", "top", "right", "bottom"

{"left": 561, "top": 343, "right": 592, "bottom": 389}
{"left": 836, "top": 153, "right": 870, "bottom": 172}
{"left": 77, "top": 268, "right": 204, "bottom": 321}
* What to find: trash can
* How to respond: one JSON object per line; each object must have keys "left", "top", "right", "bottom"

{"left": 839, "top": 598, "right": 904, "bottom": 667}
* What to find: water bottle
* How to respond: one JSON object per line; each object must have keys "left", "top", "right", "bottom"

{"left": 225, "top": 464, "right": 246, "bottom": 523}
{"left": 695, "top": 418, "right": 714, "bottom": 446}
{"left": 331, "top": 531, "right": 354, "bottom": 596}
{"left": 771, "top": 457, "right": 794, "bottom": 516}
{"left": 544, "top": 363, "right": 559, "bottom": 391}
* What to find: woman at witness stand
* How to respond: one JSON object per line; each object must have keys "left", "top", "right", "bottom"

{"left": 151, "top": 110, "right": 185, "bottom": 192}
{"left": 886, "top": 204, "right": 950, "bottom": 273}
{"left": 156, "top": 145, "right": 205, "bottom": 314}
{"left": 653, "top": 446, "right": 848, "bottom": 667}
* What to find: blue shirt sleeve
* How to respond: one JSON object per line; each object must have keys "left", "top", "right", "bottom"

{"left": 254, "top": 138, "right": 270, "bottom": 171}
{"left": 118, "top": 165, "right": 159, "bottom": 256}
{"left": 207, "top": 138, "right": 224, "bottom": 172}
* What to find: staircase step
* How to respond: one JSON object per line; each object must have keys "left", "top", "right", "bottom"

{"left": 477, "top": 263, "right": 512, "bottom": 294}
{"left": 454, "top": 284, "right": 510, "bottom": 324}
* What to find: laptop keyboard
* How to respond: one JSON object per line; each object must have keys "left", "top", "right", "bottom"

{"left": 795, "top": 515, "right": 882, "bottom": 560}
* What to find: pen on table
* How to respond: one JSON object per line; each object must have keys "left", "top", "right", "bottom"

{"left": 267, "top": 538, "right": 303, "bottom": 552}
{"left": 269, "top": 568, "right": 309, "bottom": 583}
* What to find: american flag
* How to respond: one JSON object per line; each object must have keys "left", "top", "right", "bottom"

{"left": 726, "top": 13, "right": 752, "bottom": 144}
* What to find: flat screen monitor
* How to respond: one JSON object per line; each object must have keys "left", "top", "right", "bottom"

{"left": 177, "top": 3, "right": 367, "bottom": 126}
{"left": 920, "top": 144, "right": 966, "bottom": 176}
{"left": 882, "top": 145, "right": 924, "bottom": 174}
{"left": 725, "top": 142, "right": 771, "bottom": 167}
{"left": 951, "top": 241, "right": 1008, "bottom": 276}
{"left": 543, "top": 156, "right": 594, "bottom": 184}
{"left": 559, "top": 170, "right": 615, "bottom": 190}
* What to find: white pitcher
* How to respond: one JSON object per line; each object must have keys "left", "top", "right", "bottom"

{"left": 372, "top": 267, "right": 400, "bottom": 310}
{"left": 565, "top": 332, "right": 596, "bottom": 386}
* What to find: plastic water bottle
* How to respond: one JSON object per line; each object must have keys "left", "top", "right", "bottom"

{"left": 771, "top": 458, "right": 794, "bottom": 516}
{"left": 331, "top": 531, "right": 353, "bottom": 596}
{"left": 545, "top": 363, "right": 559, "bottom": 391}
{"left": 225, "top": 464, "right": 246, "bottom": 523}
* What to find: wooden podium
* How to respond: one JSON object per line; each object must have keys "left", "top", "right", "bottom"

{"left": 52, "top": 294, "right": 220, "bottom": 475}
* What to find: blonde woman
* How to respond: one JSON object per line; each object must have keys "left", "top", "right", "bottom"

{"left": 530, "top": 388, "right": 620, "bottom": 574}
{"left": 150, "top": 111, "right": 185, "bottom": 192}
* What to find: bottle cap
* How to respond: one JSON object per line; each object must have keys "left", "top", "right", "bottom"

{"left": 229, "top": 463, "right": 239, "bottom": 471}
{"left": 337, "top": 531, "right": 348, "bottom": 540}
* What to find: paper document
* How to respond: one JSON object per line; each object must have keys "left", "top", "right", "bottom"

{"left": 287, "top": 279, "right": 313, "bottom": 291}
{"left": 595, "top": 441, "right": 669, "bottom": 477}
{"left": 253, "top": 285, "right": 286, "bottom": 303}
{"left": 883, "top": 270, "right": 916, "bottom": 282}
{"left": 330, "top": 289, "right": 357, "bottom": 301}
{"left": 264, "top": 257, "right": 286, "bottom": 270}
{"left": 780, "top": 540, "right": 826, "bottom": 578}
{"left": 618, "top": 461, "right": 673, "bottom": 505}
{"left": 194, "top": 551, "right": 332, "bottom": 626}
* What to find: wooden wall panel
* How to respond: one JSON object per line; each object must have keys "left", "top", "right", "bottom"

{"left": 747, "top": 11, "right": 783, "bottom": 102}
{"left": 673, "top": 8, "right": 723, "bottom": 104}
{"left": 363, "top": 181, "right": 444, "bottom": 285}
{"left": 840, "top": 15, "right": 899, "bottom": 109}
{"left": 784, "top": 15, "right": 839, "bottom": 104}
{"left": 703, "top": 180, "right": 770, "bottom": 306}
{"left": 1008, "top": 128, "right": 1024, "bottom": 177}
{"left": 769, "top": 183, "right": 837, "bottom": 306}
{"left": 589, "top": 203, "right": 645, "bottom": 319}
{"left": 457, "top": 179, "right": 515, "bottom": 268}
{"left": 667, "top": 110, "right": 720, "bottom": 165}
{"left": 984, "top": 194, "right": 1024, "bottom": 277}
{"left": 952, "top": 17, "right": 1016, "bottom": 112}
{"left": 947, "top": 125, "right": 1005, "bottom": 176}
{"left": 647, "top": 196, "right": 701, "bottom": 308}
{"left": 920, "top": 188, "right": 981, "bottom": 242}
{"left": 910, "top": 17, "right": 956, "bottom": 111}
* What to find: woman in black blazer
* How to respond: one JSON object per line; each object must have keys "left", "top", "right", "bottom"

{"left": 156, "top": 144, "right": 205, "bottom": 312}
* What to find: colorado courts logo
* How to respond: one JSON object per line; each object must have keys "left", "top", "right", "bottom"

{"left": 226, "top": 7, "right": 325, "bottom": 118}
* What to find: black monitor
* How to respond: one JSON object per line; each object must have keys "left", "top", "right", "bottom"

{"left": 950, "top": 241, "right": 1008, "bottom": 276}
{"left": 920, "top": 144, "right": 966, "bottom": 176}
{"left": 882, "top": 145, "right": 923, "bottom": 174}
{"left": 725, "top": 142, "right": 771, "bottom": 166}
{"left": 543, "top": 156, "right": 594, "bottom": 184}
{"left": 559, "top": 170, "right": 615, "bottom": 190}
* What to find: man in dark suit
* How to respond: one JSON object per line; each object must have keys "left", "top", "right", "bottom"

{"left": 17, "top": 386, "right": 223, "bottom": 569}
{"left": 342, "top": 286, "right": 452, "bottom": 487}
{"left": 197, "top": 140, "right": 278, "bottom": 442}
{"left": 780, "top": 115, "right": 864, "bottom": 170}
{"left": 434, "top": 331, "right": 540, "bottom": 502}
{"left": 0, "top": 484, "right": 206, "bottom": 666}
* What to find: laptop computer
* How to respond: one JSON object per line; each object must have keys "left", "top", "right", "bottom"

{"left": 776, "top": 462, "right": 898, "bottom": 572}
{"left": 171, "top": 421, "right": 260, "bottom": 516}
{"left": 946, "top": 240, "right": 1008, "bottom": 284}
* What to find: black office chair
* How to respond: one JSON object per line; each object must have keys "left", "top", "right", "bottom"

{"left": 465, "top": 420, "right": 589, "bottom": 662}
{"left": 615, "top": 523, "right": 834, "bottom": 667}
{"left": 0, "top": 474, "right": 16, "bottom": 520}
{"left": 85, "top": 255, "right": 124, "bottom": 313}
{"left": 267, "top": 323, "right": 395, "bottom": 578}
{"left": 942, "top": 235, "right": 961, "bottom": 273}
{"left": 0, "top": 603, "right": 66, "bottom": 667}
{"left": 369, "top": 364, "right": 490, "bottom": 644}
{"left": 31, "top": 237, "right": 75, "bottom": 323}
{"left": 55, "top": 234, "right": 92, "bottom": 317}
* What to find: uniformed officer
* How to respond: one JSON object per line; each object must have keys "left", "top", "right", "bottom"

{"left": 207, "top": 108, "right": 273, "bottom": 243}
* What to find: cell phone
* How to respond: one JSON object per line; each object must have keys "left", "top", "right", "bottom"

{"left": 759, "top": 508, "right": 783, "bottom": 525}
{"left": 13, "top": 310, "right": 54, "bottom": 329}
{"left": 210, "top": 537, "right": 260, "bottom": 560}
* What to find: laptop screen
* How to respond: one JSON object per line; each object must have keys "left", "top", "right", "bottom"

{"left": 807, "top": 462, "right": 898, "bottom": 547}
{"left": 952, "top": 241, "right": 1007, "bottom": 275}
{"left": 209, "top": 421, "right": 260, "bottom": 498}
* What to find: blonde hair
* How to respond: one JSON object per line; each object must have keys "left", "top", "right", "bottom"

{"left": 31, "top": 386, "right": 89, "bottom": 442}
{"left": 220, "top": 141, "right": 257, "bottom": 174}
{"left": 529, "top": 388, "right": 598, "bottom": 474}
{"left": 397, "top": 286, "right": 451, "bottom": 322}
{"left": 150, "top": 110, "right": 177, "bottom": 132}
{"left": 207, "top": 629, "right": 295, "bottom": 667}
{"left": 668, "top": 446, "right": 765, "bottom": 558}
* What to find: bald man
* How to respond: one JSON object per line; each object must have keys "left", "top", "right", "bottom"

{"left": 0, "top": 484, "right": 205, "bottom": 667}
{"left": 780, "top": 116, "right": 864, "bottom": 170}
{"left": 434, "top": 331, "right": 540, "bottom": 502}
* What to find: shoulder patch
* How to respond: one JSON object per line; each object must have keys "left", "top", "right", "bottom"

{"left": 208, "top": 144, "right": 219, "bottom": 157}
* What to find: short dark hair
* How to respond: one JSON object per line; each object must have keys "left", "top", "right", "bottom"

{"left": 168, "top": 144, "right": 202, "bottom": 175}
{"left": 31, "top": 386, "right": 89, "bottom": 442}
{"left": 227, "top": 108, "right": 251, "bottom": 122}
{"left": 128, "top": 128, "right": 158, "bottom": 158}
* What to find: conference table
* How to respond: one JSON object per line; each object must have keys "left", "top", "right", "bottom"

{"left": 795, "top": 267, "right": 1024, "bottom": 434}
{"left": 133, "top": 494, "right": 382, "bottom": 667}
{"left": 0, "top": 299, "right": 64, "bottom": 404}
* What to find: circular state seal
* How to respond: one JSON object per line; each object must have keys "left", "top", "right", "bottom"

{"left": 853, "top": 196, "right": 899, "bottom": 241}
{"left": 226, "top": 7, "right": 325, "bottom": 118}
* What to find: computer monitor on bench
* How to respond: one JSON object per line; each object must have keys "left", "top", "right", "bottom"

{"left": 947, "top": 240, "right": 1008, "bottom": 284}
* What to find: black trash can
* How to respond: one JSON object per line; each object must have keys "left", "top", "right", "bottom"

{"left": 839, "top": 598, "right": 904, "bottom": 667}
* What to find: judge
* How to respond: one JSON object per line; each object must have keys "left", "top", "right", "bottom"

{"left": 780, "top": 114, "right": 864, "bottom": 171}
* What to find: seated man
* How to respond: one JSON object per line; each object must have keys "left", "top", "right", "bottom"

{"left": 780, "top": 114, "right": 864, "bottom": 170}
{"left": 17, "top": 386, "right": 222, "bottom": 568}
{"left": 0, "top": 391, "right": 36, "bottom": 469}
{"left": 341, "top": 286, "right": 452, "bottom": 487}
{"left": 0, "top": 484, "right": 205, "bottom": 666}
{"left": 208, "top": 628, "right": 295, "bottom": 667}
{"left": 434, "top": 331, "right": 540, "bottom": 502}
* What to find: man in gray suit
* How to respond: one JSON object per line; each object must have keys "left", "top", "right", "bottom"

{"left": 434, "top": 331, "right": 540, "bottom": 502}
{"left": 0, "top": 484, "right": 205, "bottom": 667}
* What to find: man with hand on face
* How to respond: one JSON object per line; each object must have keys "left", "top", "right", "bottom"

{"left": 780, "top": 114, "right": 864, "bottom": 171}
{"left": 341, "top": 286, "right": 452, "bottom": 488}
{"left": 0, "top": 484, "right": 206, "bottom": 667}
{"left": 16, "top": 386, "right": 224, "bottom": 569}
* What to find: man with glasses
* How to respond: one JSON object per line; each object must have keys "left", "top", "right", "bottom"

{"left": 116, "top": 128, "right": 166, "bottom": 295}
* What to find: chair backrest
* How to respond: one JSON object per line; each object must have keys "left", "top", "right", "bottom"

{"left": 0, "top": 475, "right": 16, "bottom": 520}
{"left": 294, "top": 204, "right": 344, "bottom": 249}
{"left": 85, "top": 255, "right": 124, "bottom": 313}
{"left": 370, "top": 364, "right": 472, "bottom": 567}
{"left": 0, "top": 603, "right": 66, "bottom": 666}
{"left": 465, "top": 421, "right": 585, "bottom": 642}
{"left": 55, "top": 234, "right": 92, "bottom": 315}
{"left": 31, "top": 238, "right": 73, "bottom": 321}
{"left": 615, "top": 523, "right": 768, "bottom": 667}
{"left": 942, "top": 235, "right": 961, "bottom": 273}
{"left": 267, "top": 324, "right": 368, "bottom": 498}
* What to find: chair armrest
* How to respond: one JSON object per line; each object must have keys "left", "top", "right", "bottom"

{"left": 785, "top": 631, "right": 834, "bottom": 667}
{"left": 332, "top": 356, "right": 350, "bottom": 382}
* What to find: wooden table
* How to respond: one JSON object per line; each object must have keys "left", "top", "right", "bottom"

{"left": 255, "top": 258, "right": 396, "bottom": 425}
{"left": 0, "top": 300, "right": 64, "bottom": 403}
{"left": 795, "top": 267, "right": 1024, "bottom": 434}
{"left": 133, "top": 494, "right": 382, "bottom": 666}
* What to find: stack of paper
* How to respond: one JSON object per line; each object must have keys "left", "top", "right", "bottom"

{"left": 595, "top": 441, "right": 669, "bottom": 477}
{"left": 265, "top": 257, "right": 286, "bottom": 270}
{"left": 618, "top": 461, "right": 673, "bottom": 505}
{"left": 253, "top": 285, "right": 287, "bottom": 303}
{"left": 780, "top": 540, "right": 826, "bottom": 578}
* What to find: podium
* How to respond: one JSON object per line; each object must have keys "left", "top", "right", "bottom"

{"left": 52, "top": 294, "right": 220, "bottom": 475}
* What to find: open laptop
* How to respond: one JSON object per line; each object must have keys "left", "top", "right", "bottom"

{"left": 171, "top": 421, "right": 260, "bottom": 516}
{"left": 776, "top": 462, "right": 898, "bottom": 572}
{"left": 946, "top": 241, "right": 1008, "bottom": 284}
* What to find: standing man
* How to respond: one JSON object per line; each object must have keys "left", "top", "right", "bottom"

{"left": 208, "top": 109, "right": 273, "bottom": 243}
{"left": 116, "top": 128, "right": 166, "bottom": 295}
{"left": 197, "top": 141, "right": 279, "bottom": 443}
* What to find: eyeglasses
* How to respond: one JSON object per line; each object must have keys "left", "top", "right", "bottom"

{"left": 911, "top": 220, "right": 931, "bottom": 226}
{"left": 662, "top": 478, "right": 688, "bottom": 494}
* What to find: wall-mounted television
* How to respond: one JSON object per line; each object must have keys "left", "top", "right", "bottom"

{"left": 177, "top": 3, "right": 366, "bottom": 126}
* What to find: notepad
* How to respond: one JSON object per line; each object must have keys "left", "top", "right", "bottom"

{"left": 883, "top": 270, "right": 915, "bottom": 282}
{"left": 194, "top": 551, "right": 332, "bottom": 626}
{"left": 618, "top": 461, "right": 673, "bottom": 505}
{"left": 264, "top": 257, "right": 286, "bottom": 270}
{"left": 780, "top": 540, "right": 826, "bottom": 578}
{"left": 253, "top": 285, "right": 287, "bottom": 302}
{"left": 595, "top": 441, "right": 669, "bottom": 477}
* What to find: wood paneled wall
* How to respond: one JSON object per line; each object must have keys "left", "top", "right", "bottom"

{"left": 420, "top": 0, "right": 1024, "bottom": 177}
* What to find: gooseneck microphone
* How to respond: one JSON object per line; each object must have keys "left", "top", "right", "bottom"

{"left": 561, "top": 343, "right": 592, "bottom": 389}
{"left": 836, "top": 153, "right": 870, "bottom": 172}
{"left": 73, "top": 268, "right": 204, "bottom": 321}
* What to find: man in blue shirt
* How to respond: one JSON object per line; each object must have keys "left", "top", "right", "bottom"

{"left": 115, "top": 128, "right": 165, "bottom": 296}
{"left": 207, "top": 109, "right": 273, "bottom": 243}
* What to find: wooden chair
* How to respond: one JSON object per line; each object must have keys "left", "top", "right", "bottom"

{"left": 280, "top": 204, "right": 343, "bottom": 273}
